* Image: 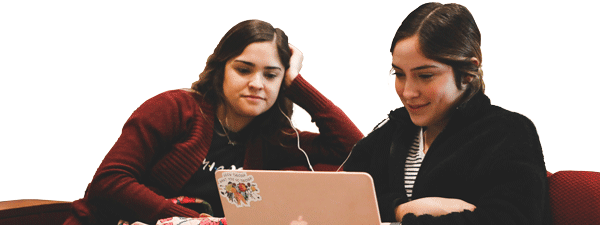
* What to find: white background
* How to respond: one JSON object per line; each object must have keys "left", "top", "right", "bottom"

{"left": 1, "top": 1, "right": 598, "bottom": 202}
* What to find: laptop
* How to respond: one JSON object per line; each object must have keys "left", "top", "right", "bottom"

{"left": 214, "top": 169, "right": 382, "bottom": 225}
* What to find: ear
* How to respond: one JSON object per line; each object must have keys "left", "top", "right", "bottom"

{"left": 462, "top": 75, "right": 474, "bottom": 85}
{"left": 461, "top": 57, "right": 480, "bottom": 86}
{"left": 470, "top": 57, "right": 480, "bottom": 66}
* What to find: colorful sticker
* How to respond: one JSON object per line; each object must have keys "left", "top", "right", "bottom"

{"left": 217, "top": 171, "right": 261, "bottom": 207}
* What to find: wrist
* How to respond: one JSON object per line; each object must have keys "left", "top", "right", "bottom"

{"left": 285, "top": 72, "right": 299, "bottom": 87}
{"left": 395, "top": 204, "right": 405, "bottom": 222}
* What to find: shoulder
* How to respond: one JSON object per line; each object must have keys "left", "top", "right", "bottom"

{"left": 368, "top": 107, "right": 413, "bottom": 135}
{"left": 356, "top": 110, "right": 404, "bottom": 147}
{"left": 129, "top": 89, "right": 208, "bottom": 123}
{"left": 460, "top": 105, "right": 543, "bottom": 159}
{"left": 460, "top": 92, "right": 538, "bottom": 136}
{"left": 478, "top": 105, "right": 538, "bottom": 134}
{"left": 139, "top": 89, "right": 200, "bottom": 110}
{"left": 148, "top": 89, "right": 197, "bottom": 103}
{"left": 465, "top": 105, "right": 547, "bottom": 175}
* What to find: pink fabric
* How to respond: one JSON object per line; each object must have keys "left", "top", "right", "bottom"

{"left": 118, "top": 197, "right": 226, "bottom": 225}
{"left": 118, "top": 216, "right": 226, "bottom": 225}
{"left": 156, "top": 216, "right": 226, "bottom": 225}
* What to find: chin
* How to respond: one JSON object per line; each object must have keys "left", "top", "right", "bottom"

{"left": 409, "top": 117, "right": 428, "bottom": 127}
{"left": 240, "top": 112, "right": 262, "bottom": 118}
{"left": 243, "top": 109, "right": 268, "bottom": 117}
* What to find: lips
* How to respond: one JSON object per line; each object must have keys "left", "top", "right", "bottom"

{"left": 406, "top": 103, "right": 429, "bottom": 112}
{"left": 242, "top": 95, "right": 265, "bottom": 101}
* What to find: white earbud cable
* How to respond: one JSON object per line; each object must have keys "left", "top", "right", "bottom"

{"left": 279, "top": 105, "right": 315, "bottom": 172}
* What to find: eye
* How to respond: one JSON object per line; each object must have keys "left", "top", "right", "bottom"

{"left": 419, "top": 74, "right": 433, "bottom": 79}
{"left": 235, "top": 67, "right": 251, "bottom": 74}
{"left": 263, "top": 70, "right": 280, "bottom": 79}
{"left": 392, "top": 72, "right": 405, "bottom": 77}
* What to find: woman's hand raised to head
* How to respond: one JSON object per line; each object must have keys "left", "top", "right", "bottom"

{"left": 395, "top": 197, "right": 476, "bottom": 222}
{"left": 284, "top": 44, "right": 303, "bottom": 87}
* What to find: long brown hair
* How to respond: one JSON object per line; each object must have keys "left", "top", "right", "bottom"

{"left": 391, "top": 3, "right": 484, "bottom": 100}
{"left": 191, "top": 19, "right": 294, "bottom": 141}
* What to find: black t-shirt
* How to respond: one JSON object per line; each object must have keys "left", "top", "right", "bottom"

{"left": 179, "top": 118, "right": 248, "bottom": 217}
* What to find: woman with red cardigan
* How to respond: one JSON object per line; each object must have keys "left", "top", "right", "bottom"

{"left": 64, "top": 19, "right": 362, "bottom": 225}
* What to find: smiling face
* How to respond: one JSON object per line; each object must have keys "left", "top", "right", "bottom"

{"left": 392, "top": 36, "right": 467, "bottom": 131}
{"left": 221, "top": 40, "right": 285, "bottom": 126}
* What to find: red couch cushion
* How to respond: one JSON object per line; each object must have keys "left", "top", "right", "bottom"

{"left": 0, "top": 200, "right": 71, "bottom": 225}
{"left": 548, "top": 170, "right": 600, "bottom": 225}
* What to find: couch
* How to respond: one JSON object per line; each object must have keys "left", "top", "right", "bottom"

{"left": 547, "top": 170, "right": 600, "bottom": 224}
{"left": 0, "top": 199, "right": 72, "bottom": 225}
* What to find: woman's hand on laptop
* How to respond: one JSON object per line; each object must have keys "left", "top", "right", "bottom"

{"left": 395, "top": 197, "right": 476, "bottom": 221}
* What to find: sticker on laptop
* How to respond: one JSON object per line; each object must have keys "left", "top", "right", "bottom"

{"left": 217, "top": 171, "right": 261, "bottom": 207}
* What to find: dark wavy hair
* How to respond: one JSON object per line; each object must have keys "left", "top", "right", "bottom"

{"left": 391, "top": 2, "right": 484, "bottom": 100}
{"left": 191, "top": 19, "right": 294, "bottom": 141}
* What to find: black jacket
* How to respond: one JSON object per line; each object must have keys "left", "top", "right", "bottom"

{"left": 345, "top": 91, "right": 552, "bottom": 224}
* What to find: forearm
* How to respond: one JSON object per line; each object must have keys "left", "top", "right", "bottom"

{"left": 88, "top": 141, "right": 200, "bottom": 222}
{"left": 394, "top": 197, "right": 476, "bottom": 222}
{"left": 395, "top": 165, "right": 549, "bottom": 224}
{"left": 88, "top": 175, "right": 199, "bottom": 222}
{"left": 86, "top": 90, "right": 202, "bottom": 222}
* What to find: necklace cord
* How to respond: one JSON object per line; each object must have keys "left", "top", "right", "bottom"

{"left": 217, "top": 117, "right": 236, "bottom": 146}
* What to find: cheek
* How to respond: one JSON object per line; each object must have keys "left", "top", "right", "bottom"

{"left": 441, "top": 80, "right": 462, "bottom": 100}
{"left": 222, "top": 75, "right": 231, "bottom": 95}
{"left": 223, "top": 70, "right": 244, "bottom": 94}
{"left": 269, "top": 78, "right": 283, "bottom": 95}
{"left": 223, "top": 69, "right": 234, "bottom": 91}
{"left": 394, "top": 77, "right": 403, "bottom": 98}
{"left": 432, "top": 82, "right": 463, "bottom": 108}
{"left": 265, "top": 79, "right": 283, "bottom": 104}
{"left": 425, "top": 86, "right": 446, "bottom": 104}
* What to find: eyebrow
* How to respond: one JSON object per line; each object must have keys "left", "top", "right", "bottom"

{"left": 234, "top": 60, "right": 282, "bottom": 71}
{"left": 391, "top": 64, "right": 439, "bottom": 72}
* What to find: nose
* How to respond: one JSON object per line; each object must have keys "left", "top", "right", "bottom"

{"left": 248, "top": 73, "right": 264, "bottom": 90}
{"left": 398, "top": 77, "right": 419, "bottom": 99}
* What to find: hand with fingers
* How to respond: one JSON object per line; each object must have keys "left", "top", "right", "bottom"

{"left": 284, "top": 43, "right": 303, "bottom": 87}
{"left": 395, "top": 197, "right": 476, "bottom": 222}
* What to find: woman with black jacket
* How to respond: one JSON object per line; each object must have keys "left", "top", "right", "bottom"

{"left": 344, "top": 3, "right": 552, "bottom": 224}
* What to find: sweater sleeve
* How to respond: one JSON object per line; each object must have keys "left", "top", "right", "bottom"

{"left": 401, "top": 113, "right": 550, "bottom": 225}
{"left": 85, "top": 90, "right": 201, "bottom": 223}
{"left": 279, "top": 75, "right": 364, "bottom": 167}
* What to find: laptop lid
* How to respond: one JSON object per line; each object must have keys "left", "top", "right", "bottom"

{"left": 215, "top": 170, "right": 381, "bottom": 225}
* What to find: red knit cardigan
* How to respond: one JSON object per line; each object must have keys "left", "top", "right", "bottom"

{"left": 65, "top": 75, "right": 363, "bottom": 225}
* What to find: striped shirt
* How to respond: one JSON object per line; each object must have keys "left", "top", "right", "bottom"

{"left": 404, "top": 132, "right": 425, "bottom": 201}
